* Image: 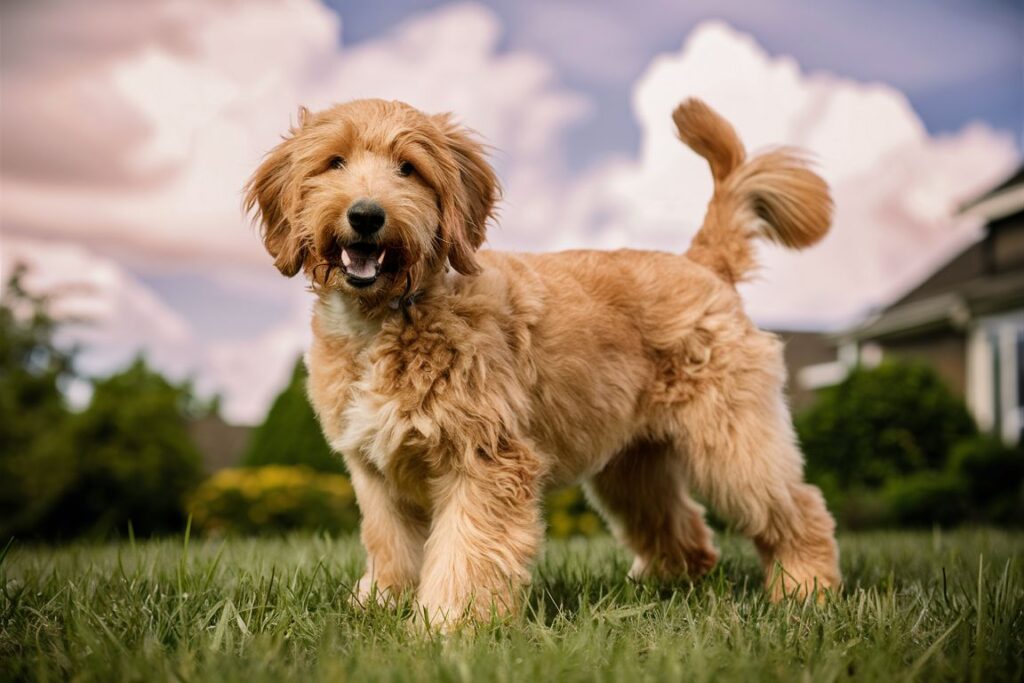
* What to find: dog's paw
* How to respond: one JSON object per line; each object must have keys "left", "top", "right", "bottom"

{"left": 628, "top": 543, "right": 720, "bottom": 582}
{"left": 410, "top": 590, "right": 518, "bottom": 635}
{"left": 350, "top": 574, "right": 398, "bottom": 609}
{"left": 764, "top": 561, "right": 841, "bottom": 603}
{"left": 684, "top": 544, "right": 720, "bottom": 579}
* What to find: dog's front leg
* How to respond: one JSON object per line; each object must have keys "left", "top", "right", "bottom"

{"left": 416, "top": 437, "right": 543, "bottom": 628}
{"left": 348, "top": 459, "right": 429, "bottom": 606}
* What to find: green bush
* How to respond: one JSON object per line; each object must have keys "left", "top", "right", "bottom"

{"left": 545, "top": 486, "right": 605, "bottom": 538}
{"left": 35, "top": 359, "right": 205, "bottom": 538}
{"left": 816, "top": 481, "right": 892, "bottom": 530}
{"left": 882, "top": 471, "right": 967, "bottom": 528}
{"left": 949, "top": 435, "right": 1024, "bottom": 525}
{"left": 243, "top": 359, "right": 343, "bottom": 473}
{"left": 188, "top": 465, "right": 358, "bottom": 535}
{"left": 798, "top": 361, "right": 977, "bottom": 489}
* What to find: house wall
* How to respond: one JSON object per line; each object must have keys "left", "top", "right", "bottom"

{"left": 991, "top": 213, "right": 1024, "bottom": 272}
{"left": 877, "top": 331, "right": 968, "bottom": 397}
{"left": 187, "top": 416, "right": 251, "bottom": 473}
{"left": 773, "top": 330, "right": 837, "bottom": 413}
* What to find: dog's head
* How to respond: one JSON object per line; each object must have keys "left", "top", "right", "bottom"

{"left": 245, "top": 99, "right": 499, "bottom": 302}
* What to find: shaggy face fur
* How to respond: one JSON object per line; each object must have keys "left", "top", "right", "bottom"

{"left": 246, "top": 97, "right": 841, "bottom": 627}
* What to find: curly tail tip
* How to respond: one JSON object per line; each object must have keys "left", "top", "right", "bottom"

{"left": 673, "top": 98, "right": 833, "bottom": 283}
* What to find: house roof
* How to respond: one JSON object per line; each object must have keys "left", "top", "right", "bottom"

{"left": 840, "top": 165, "right": 1024, "bottom": 343}
{"left": 960, "top": 164, "right": 1024, "bottom": 222}
{"left": 889, "top": 239, "right": 987, "bottom": 308}
{"left": 840, "top": 270, "right": 1024, "bottom": 342}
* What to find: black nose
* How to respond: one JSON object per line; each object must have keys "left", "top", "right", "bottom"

{"left": 347, "top": 199, "right": 386, "bottom": 236}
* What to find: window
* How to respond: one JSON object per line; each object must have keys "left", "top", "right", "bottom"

{"left": 967, "top": 311, "right": 1024, "bottom": 444}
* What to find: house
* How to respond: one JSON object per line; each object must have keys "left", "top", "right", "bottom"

{"left": 187, "top": 414, "right": 251, "bottom": 473}
{"left": 771, "top": 330, "right": 837, "bottom": 412}
{"left": 828, "top": 165, "right": 1024, "bottom": 444}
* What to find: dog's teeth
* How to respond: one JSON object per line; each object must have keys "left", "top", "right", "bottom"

{"left": 341, "top": 249, "right": 352, "bottom": 267}
{"left": 377, "top": 249, "right": 386, "bottom": 265}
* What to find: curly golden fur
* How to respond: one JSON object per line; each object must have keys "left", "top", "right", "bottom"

{"left": 246, "top": 97, "right": 841, "bottom": 627}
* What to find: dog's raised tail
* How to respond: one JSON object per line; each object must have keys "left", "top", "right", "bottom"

{"left": 673, "top": 98, "right": 832, "bottom": 284}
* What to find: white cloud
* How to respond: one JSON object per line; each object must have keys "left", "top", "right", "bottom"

{"left": 204, "top": 315, "right": 310, "bottom": 424}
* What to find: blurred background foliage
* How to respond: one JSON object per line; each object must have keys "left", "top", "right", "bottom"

{"left": 188, "top": 465, "right": 356, "bottom": 535}
{"left": 798, "top": 361, "right": 1024, "bottom": 529}
{"left": 31, "top": 359, "right": 206, "bottom": 538}
{"left": 1, "top": 266, "right": 207, "bottom": 539}
{"left": 2, "top": 264, "right": 1021, "bottom": 542}
{"left": 242, "top": 359, "right": 344, "bottom": 474}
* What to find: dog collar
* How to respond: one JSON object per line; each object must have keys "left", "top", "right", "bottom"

{"left": 388, "top": 290, "right": 423, "bottom": 311}
{"left": 388, "top": 272, "right": 424, "bottom": 318}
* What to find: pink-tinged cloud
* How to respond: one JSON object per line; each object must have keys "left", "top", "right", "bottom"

{"left": 1, "top": 1, "right": 592, "bottom": 421}
{"left": 1, "top": 1, "right": 588, "bottom": 269}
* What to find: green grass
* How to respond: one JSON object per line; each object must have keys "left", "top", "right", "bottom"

{"left": 1, "top": 530, "right": 1021, "bottom": 682}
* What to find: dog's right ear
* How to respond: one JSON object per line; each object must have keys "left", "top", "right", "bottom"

{"left": 430, "top": 113, "right": 500, "bottom": 276}
{"left": 244, "top": 112, "right": 309, "bottom": 277}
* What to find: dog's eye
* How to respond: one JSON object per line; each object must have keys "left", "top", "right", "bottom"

{"left": 398, "top": 161, "right": 415, "bottom": 177}
{"left": 329, "top": 156, "right": 346, "bottom": 170}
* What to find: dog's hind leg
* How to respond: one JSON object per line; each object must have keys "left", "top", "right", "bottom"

{"left": 668, "top": 333, "right": 841, "bottom": 600}
{"left": 584, "top": 439, "right": 719, "bottom": 581}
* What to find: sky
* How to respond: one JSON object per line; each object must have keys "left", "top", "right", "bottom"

{"left": 1, "top": 0, "right": 1022, "bottom": 424}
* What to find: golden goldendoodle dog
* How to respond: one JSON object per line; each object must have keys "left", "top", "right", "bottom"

{"left": 246, "top": 97, "right": 841, "bottom": 626}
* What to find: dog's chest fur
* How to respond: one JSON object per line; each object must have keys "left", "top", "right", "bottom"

{"left": 305, "top": 290, "right": 528, "bottom": 496}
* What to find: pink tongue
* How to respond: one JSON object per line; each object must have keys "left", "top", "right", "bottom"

{"left": 346, "top": 257, "right": 377, "bottom": 279}
{"left": 341, "top": 246, "right": 383, "bottom": 279}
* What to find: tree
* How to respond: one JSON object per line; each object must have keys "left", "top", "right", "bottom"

{"left": 36, "top": 358, "right": 205, "bottom": 538}
{"left": 242, "top": 359, "right": 343, "bottom": 473}
{"left": 0, "top": 264, "right": 77, "bottom": 537}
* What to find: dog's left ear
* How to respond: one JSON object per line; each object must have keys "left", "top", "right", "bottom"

{"left": 432, "top": 114, "right": 500, "bottom": 275}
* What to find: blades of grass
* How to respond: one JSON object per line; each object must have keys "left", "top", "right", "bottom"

{"left": 235, "top": 608, "right": 251, "bottom": 638}
{"left": 199, "top": 541, "right": 226, "bottom": 595}
{"left": 299, "top": 557, "right": 326, "bottom": 608}
{"left": 255, "top": 565, "right": 276, "bottom": 632}
{"left": 210, "top": 599, "right": 234, "bottom": 652}
{"left": 177, "top": 515, "right": 193, "bottom": 597}
{"left": 176, "top": 515, "right": 194, "bottom": 642}
{"left": 973, "top": 554, "right": 985, "bottom": 683}
{"left": 907, "top": 617, "right": 963, "bottom": 680}
{"left": 0, "top": 537, "right": 15, "bottom": 569}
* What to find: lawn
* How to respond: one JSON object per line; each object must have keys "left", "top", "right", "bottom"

{"left": 1, "top": 529, "right": 1021, "bottom": 682}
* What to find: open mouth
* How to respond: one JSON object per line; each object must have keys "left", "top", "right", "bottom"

{"left": 339, "top": 242, "right": 386, "bottom": 287}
